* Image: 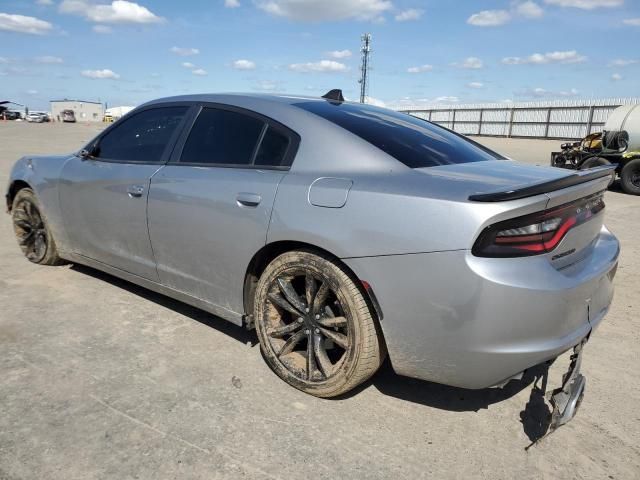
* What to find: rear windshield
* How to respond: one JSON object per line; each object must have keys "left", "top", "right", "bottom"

{"left": 294, "top": 101, "right": 503, "bottom": 168}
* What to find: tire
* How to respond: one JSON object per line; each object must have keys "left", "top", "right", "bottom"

{"left": 580, "top": 157, "right": 614, "bottom": 187}
{"left": 620, "top": 159, "right": 640, "bottom": 196}
{"left": 254, "top": 250, "right": 385, "bottom": 398}
{"left": 11, "top": 188, "right": 65, "bottom": 265}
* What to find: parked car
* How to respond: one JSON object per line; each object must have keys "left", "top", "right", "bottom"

{"left": 62, "top": 109, "right": 76, "bottom": 123}
{"left": 26, "top": 112, "right": 49, "bottom": 123}
{"left": 2, "top": 110, "right": 22, "bottom": 120}
{"left": 552, "top": 104, "right": 640, "bottom": 195}
{"left": 5, "top": 92, "right": 619, "bottom": 429}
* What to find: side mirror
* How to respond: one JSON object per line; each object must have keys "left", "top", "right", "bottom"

{"left": 79, "top": 149, "right": 91, "bottom": 159}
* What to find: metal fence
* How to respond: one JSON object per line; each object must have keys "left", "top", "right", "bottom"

{"left": 398, "top": 98, "right": 640, "bottom": 140}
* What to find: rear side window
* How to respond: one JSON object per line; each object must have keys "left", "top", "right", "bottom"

{"left": 294, "top": 101, "right": 502, "bottom": 168}
{"left": 95, "top": 107, "right": 188, "bottom": 163}
{"left": 254, "top": 127, "right": 291, "bottom": 167}
{"left": 180, "top": 108, "right": 264, "bottom": 166}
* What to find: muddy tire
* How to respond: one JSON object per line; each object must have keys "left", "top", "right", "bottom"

{"left": 620, "top": 159, "right": 640, "bottom": 195}
{"left": 12, "top": 188, "right": 65, "bottom": 265}
{"left": 254, "top": 250, "right": 385, "bottom": 398}
{"left": 580, "top": 157, "right": 614, "bottom": 187}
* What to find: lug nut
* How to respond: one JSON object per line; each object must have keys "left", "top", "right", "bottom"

{"left": 315, "top": 328, "right": 320, "bottom": 334}
{"left": 305, "top": 329, "right": 310, "bottom": 335}
{"left": 305, "top": 308, "right": 310, "bottom": 313}
{"left": 298, "top": 318, "right": 304, "bottom": 323}
{"left": 315, "top": 314, "right": 320, "bottom": 319}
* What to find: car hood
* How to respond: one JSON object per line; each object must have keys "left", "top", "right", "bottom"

{"left": 412, "top": 160, "right": 573, "bottom": 201}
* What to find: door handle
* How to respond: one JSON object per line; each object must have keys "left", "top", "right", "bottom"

{"left": 236, "top": 192, "right": 262, "bottom": 207}
{"left": 127, "top": 185, "right": 145, "bottom": 198}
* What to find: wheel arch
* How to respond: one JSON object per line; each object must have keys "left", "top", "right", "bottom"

{"left": 243, "top": 240, "right": 384, "bottom": 325}
{"left": 5, "top": 179, "right": 32, "bottom": 212}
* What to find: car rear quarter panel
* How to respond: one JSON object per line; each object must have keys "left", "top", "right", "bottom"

{"left": 343, "top": 226, "right": 618, "bottom": 389}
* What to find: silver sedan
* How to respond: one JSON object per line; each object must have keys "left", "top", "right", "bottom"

{"left": 6, "top": 93, "right": 619, "bottom": 427}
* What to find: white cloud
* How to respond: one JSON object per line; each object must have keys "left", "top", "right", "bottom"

{"left": 232, "top": 59, "right": 256, "bottom": 70}
{"left": 0, "top": 13, "right": 53, "bottom": 35}
{"left": 520, "top": 86, "right": 579, "bottom": 97}
{"left": 253, "top": 79, "right": 281, "bottom": 91}
{"left": 364, "top": 96, "right": 386, "bottom": 107}
{"left": 35, "top": 55, "right": 63, "bottom": 64}
{"left": 395, "top": 8, "right": 423, "bottom": 22}
{"left": 513, "top": 1, "right": 544, "bottom": 18}
{"left": 609, "top": 59, "right": 638, "bottom": 67}
{"left": 288, "top": 60, "right": 348, "bottom": 73}
{"left": 623, "top": 18, "right": 640, "bottom": 26}
{"left": 434, "top": 96, "right": 460, "bottom": 103}
{"left": 255, "top": 0, "right": 393, "bottom": 22}
{"left": 468, "top": 2, "right": 543, "bottom": 26}
{"left": 544, "top": 0, "right": 622, "bottom": 9}
{"left": 452, "top": 57, "right": 483, "bottom": 69}
{"left": 192, "top": 68, "right": 207, "bottom": 76}
{"left": 59, "top": 0, "right": 163, "bottom": 24}
{"left": 181, "top": 62, "right": 195, "bottom": 68}
{"left": 26, "top": 89, "right": 39, "bottom": 95}
{"left": 611, "top": 73, "right": 622, "bottom": 81}
{"left": 407, "top": 64, "right": 433, "bottom": 73}
{"left": 502, "top": 50, "right": 587, "bottom": 64}
{"left": 0, "top": 57, "right": 7, "bottom": 63}
{"left": 93, "top": 24, "right": 112, "bottom": 33}
{"left": 467, "top": 10, "right": 511, "bottom": 26}
{"left": 36, "top": 0, "right": 54, "bottom": 5}
{"left": 467, "top": 82, "right": 484, "bottom": 88}
{"left": 326, "top": 49, "right": 352, "bottom": 59}
{"left": 170, "top": 46, "right": 200, "bottom": 56}
{"left": 224, "top": 0, "right": 240, "bottom": 7}
{"left": 81, "top": 68, "right": 120, "bottom": 79}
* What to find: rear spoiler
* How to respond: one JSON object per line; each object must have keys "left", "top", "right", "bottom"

{"left": 468, "top": 166, "right": 615, "bottom": 202}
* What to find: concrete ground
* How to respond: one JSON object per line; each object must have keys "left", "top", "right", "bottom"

{"left": 0, "top": 122, "right": 638, "bottom": 480}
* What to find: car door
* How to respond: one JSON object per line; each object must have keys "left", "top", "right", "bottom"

{"left": 58, "top": 105, "right": 191, "bottom": 280}
{"left": 147, "top": 104, "right": 299, "bottom": 317}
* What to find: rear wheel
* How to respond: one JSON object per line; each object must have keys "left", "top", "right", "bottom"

{"left": 620, "top": 159, "right": 640, "bottom": 196}
{"left": 254, "top": 250, "right": 384, "bottom": 398}
{"left": 580, "top": 157, "right": 614, "bottom": 187}
{"left": 11, "top": 188, "right": 64, "bottom": 265}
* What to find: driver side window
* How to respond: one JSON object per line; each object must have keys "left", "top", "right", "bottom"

{"left": 93, "top": 106, "right": 188, "bottom": 163}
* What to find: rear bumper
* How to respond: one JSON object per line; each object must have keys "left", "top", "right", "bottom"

{"left": 344, "top": 226, "right": 619, "bottom": 389}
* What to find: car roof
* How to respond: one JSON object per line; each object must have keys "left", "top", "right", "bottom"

{"left": 142, "top": 93, "right": 363, "bottom": 109}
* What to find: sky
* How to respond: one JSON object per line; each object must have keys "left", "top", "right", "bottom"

{"left": 1, "top": 0, "right": 640, "bottom": 110}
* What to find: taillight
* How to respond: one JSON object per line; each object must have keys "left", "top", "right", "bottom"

{"left": 472, "top": 192, "right": 605, "bottom": 257}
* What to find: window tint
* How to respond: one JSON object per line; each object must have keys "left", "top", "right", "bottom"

{"left": 294, "top": 101, "right": 502, "bottom": 168}
{"left": 95, "top": 107, "right": 187, "bottom": 162}
{"left": 254, "top": 126, "right": 291, "bottom": 167}
{"left": 180, "top": 108, "right": 265, "bottom": 165}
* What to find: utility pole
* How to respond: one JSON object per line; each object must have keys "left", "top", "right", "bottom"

{"left": 358, "top": 33, "right": 372, "bottom": 104}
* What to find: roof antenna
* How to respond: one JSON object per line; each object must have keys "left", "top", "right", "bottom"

{"left": 322, "top": 89, "right": 345, "bottom": 103}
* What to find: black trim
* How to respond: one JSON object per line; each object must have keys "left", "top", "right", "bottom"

{"left": 468, "top": 166, "right": 615, "bottom": 202}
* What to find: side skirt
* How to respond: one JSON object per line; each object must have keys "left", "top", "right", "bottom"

{"left": 62, "top": 252, "right": 245, "bottom": 326}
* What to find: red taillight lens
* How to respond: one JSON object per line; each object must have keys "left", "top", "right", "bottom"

{"left": 472, "top": 192, "right": 605, "bottom": 257}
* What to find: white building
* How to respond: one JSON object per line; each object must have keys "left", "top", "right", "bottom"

{"left": 50, "top": 99, "right": 104, "bottom": 122}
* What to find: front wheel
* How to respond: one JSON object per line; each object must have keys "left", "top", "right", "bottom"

{"left": 12, "top": 188, "right": 64, "bottom": 265}
{"left": 254, "top": 250, "right": 385, "bottom": 398}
